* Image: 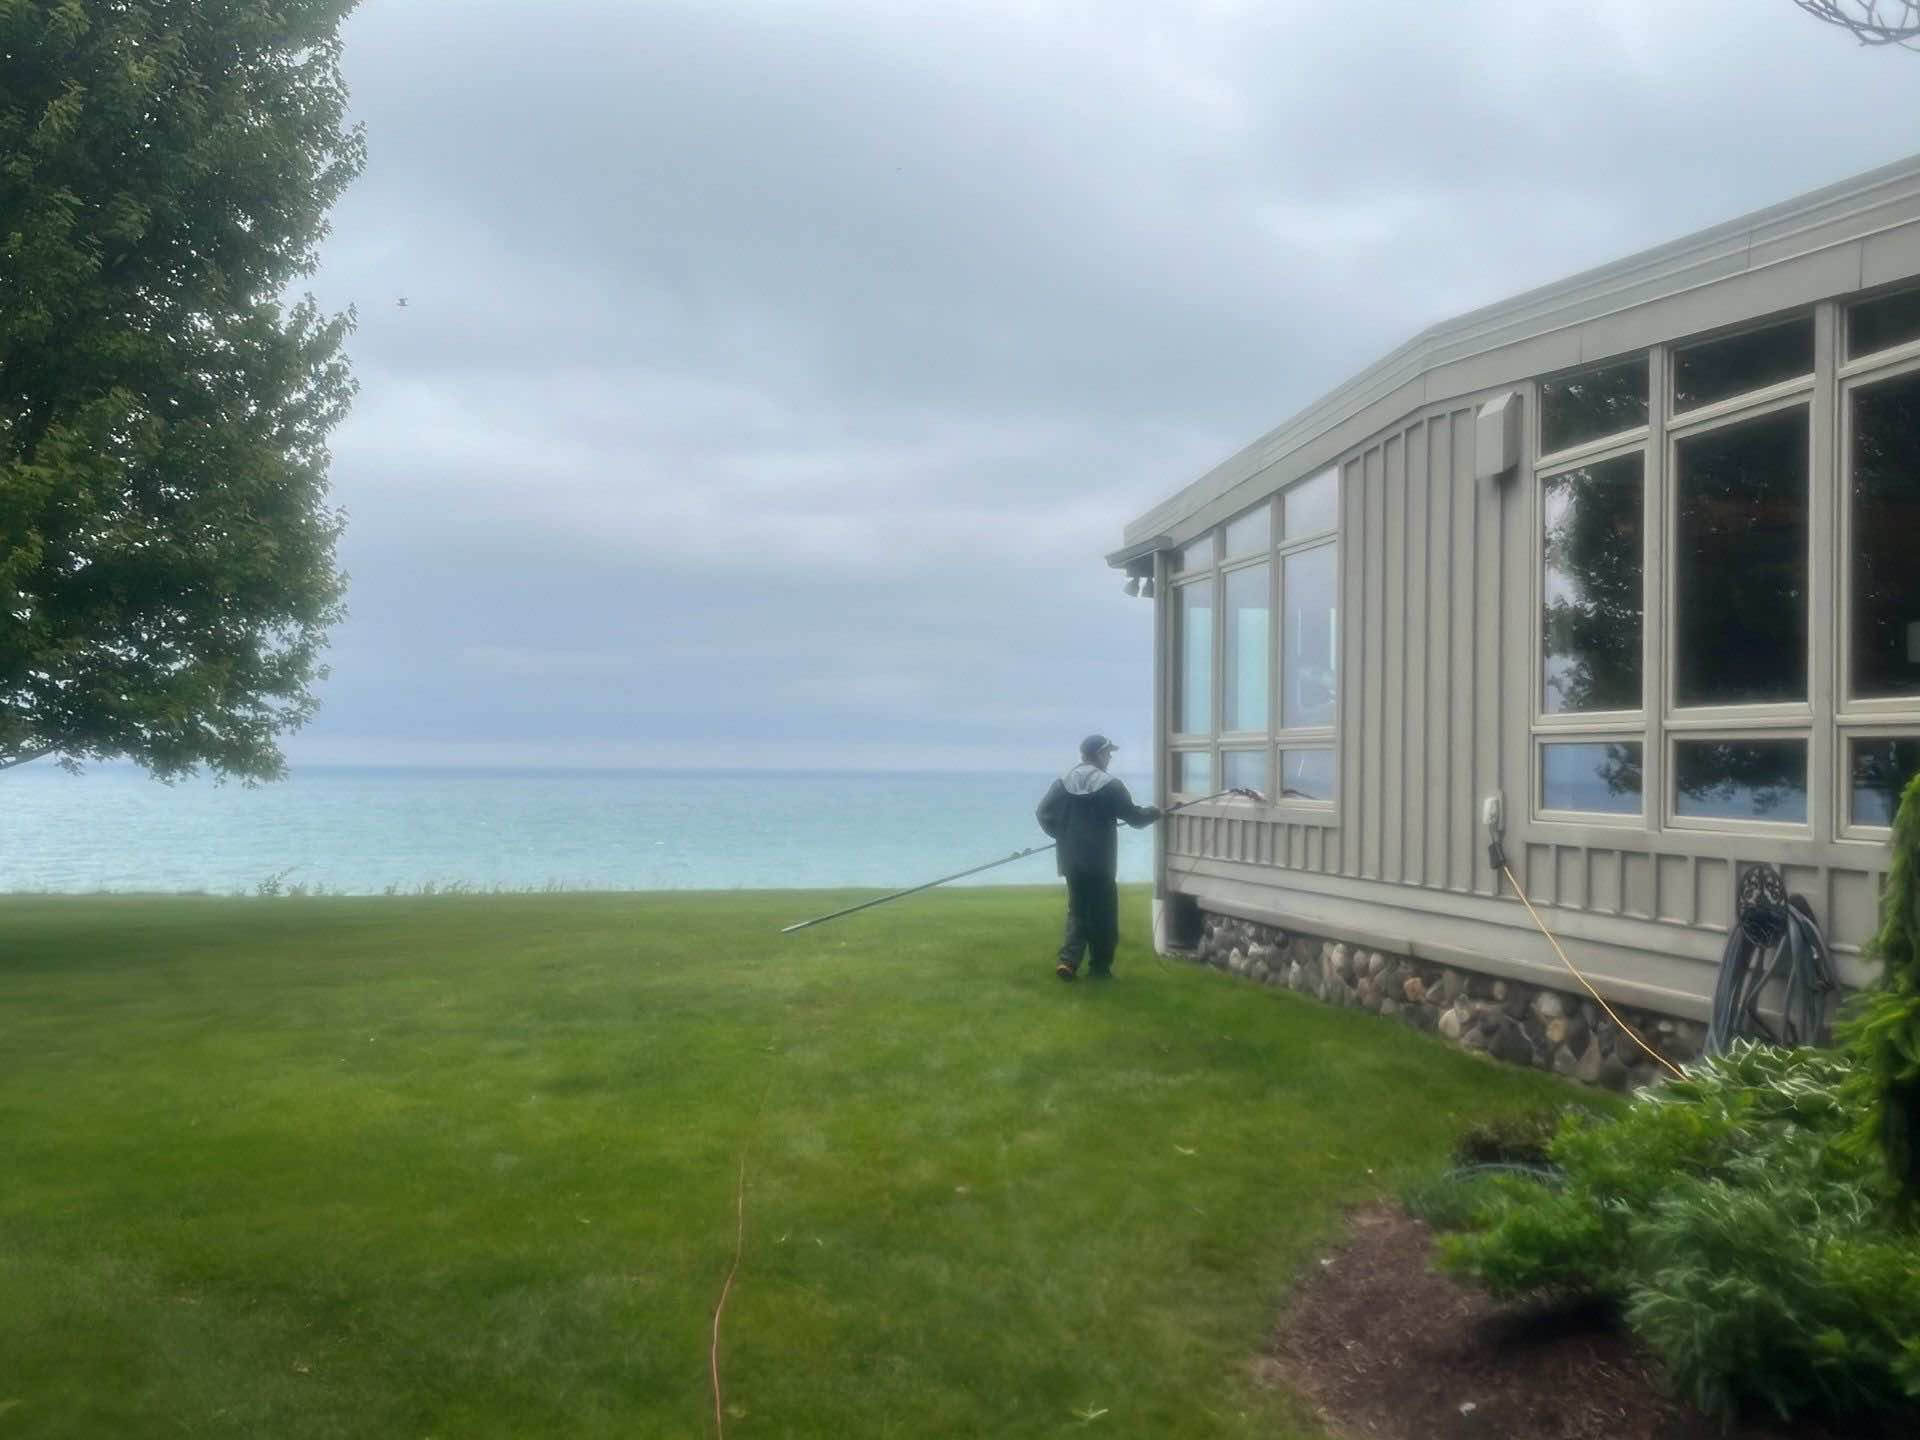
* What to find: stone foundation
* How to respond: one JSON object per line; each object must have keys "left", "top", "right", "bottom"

{"left": 1187, "top": 911, "right": 1704, "bottom": 1090}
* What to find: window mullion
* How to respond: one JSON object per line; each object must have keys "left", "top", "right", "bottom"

{"left": 1809, "top": 301, "right": 1839, "bottom": 841}
{"left": 1645, "top": 344, "right": 1667, "bottom": 835}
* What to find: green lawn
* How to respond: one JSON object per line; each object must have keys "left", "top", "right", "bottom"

{"left": 2, "top": 887, "right": 1583, "bottom": 1438}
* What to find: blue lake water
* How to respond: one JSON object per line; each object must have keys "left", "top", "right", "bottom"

{"left": 0, "top": 765, "right": 1155, "bottom": 895}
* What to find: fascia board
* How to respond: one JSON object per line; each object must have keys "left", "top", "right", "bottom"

{"left": 1123, "top": 150, "right": 1920, "bottom": 548}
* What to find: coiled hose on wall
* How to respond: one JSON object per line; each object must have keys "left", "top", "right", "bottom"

{"left": 1706, "top": 863, "right": 1840, "bottom": 1056}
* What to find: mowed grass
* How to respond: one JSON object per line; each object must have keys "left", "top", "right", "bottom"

{"left": 2, "top": 887, "right": 1582, "bottom": 1438}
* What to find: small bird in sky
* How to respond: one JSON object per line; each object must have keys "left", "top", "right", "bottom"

{"left": 395, "top": 297, "right": 409, "bottom": 308}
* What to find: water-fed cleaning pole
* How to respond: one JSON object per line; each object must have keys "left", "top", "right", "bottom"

{"left": 778, "top": 788, "right": 1264, "bottom": 934}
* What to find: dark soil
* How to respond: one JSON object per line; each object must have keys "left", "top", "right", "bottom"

{"left": 1264, "top": 1204, "right": 1906, "bottom": 1440}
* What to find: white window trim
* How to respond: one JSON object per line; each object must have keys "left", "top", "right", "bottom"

{"left": 1534, "top": 733, "right": 1647, "bottom": 828}
{"left": 1835, "top": 723, "right": 1920, "bottom": 841}
{"left": 1665, "top": 730, "right": 1814, "bottom": 836}
{"left": 1837, "top": 347, "right": 1920, "bottom": 720}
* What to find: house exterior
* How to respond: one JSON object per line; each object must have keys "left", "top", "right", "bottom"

{"left": 1110, "top": 154, "right": 1920, "bottom": 1078}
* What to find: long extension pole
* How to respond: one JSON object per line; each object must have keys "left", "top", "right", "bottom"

{"left": 779, "top": 787, "right": 1261, "bottom": 934}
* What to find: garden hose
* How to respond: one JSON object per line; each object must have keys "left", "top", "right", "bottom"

{"left": 1705, "top": 864, "right": 1838, "bottom": 1056}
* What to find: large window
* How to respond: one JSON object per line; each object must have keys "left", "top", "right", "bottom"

{"left": 1533, "top": 356, "right": 1653, "bottom": 823}
{"left": 1530, "top": 298, "right": 1920, "bottom": 838}
{"left": 1540, "top": 355, "right": 1649, "bottom": 456}
{"left": 1175, "top": 579, "right": 1212, "bottom": 737}
{"left": 1673, "top": 406, "right": 1810, "bottom": 707}
{"left": 1282, "top": 544, "right": 1337, "bottom": 729}
{"left": 1849, "top": 368, "right": 1920, "bottom": 701}
{"left": 1542, "top": 453, "right": 1643, "bottom": 714}
{"left": 1167, "top": 470, "right": 1339, "bottom": 807}
{"left": 1838, "top": 292, "right": 1920, "bottom": 836}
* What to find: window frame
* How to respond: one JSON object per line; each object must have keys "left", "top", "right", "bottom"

{"left": 1666, "top": 728, "right": 1814, "bottom": 835}
{"left": 1668, "top": 311, "right": 1816, "bottom": 422}
{"left": 1661, "top": 388, "right": 1817, "bottom": 732}
{"left": 1535, "top": 734, "right": 1647, "bottom": 829}
{"left": 1532, "top": 433, "right": 1650, "bottom": 736}
{"left": 1836, "top": 724, "right": 1920, "bottom": 841}
{"left": 1536, "top": 353, "right": 1652, "bottom": 466}
{"left": 1164, "top": 471, "right": 1341, "bottom": 817}
{"left": 1844, "top": 281, "right": 1920, "bottom": 368}
{"left": 1837, "top": 346, "right": 1920, "bottom": 720}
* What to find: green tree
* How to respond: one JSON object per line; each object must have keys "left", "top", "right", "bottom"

{"left": 2, "top": 0, "right": 363, "bottom": 781}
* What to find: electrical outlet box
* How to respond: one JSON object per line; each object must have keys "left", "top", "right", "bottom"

{"left": 1481, "top": 792, "right": 1504, "bottom": 835}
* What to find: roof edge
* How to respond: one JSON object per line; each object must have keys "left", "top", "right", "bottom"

{"left": 1122, "top": 150, "right": 1920, "bottom": 547}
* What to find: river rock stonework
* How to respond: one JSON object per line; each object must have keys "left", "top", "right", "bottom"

{"left": 1187, "top": 911, "right": 1704, "bottom": 1090}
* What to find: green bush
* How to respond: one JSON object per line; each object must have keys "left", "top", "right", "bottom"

{"left": 1453, "top": 1107, "right": 1564, "bottom": 1168}
{"left": 1438, "top": 1042, "right": 1920, "bottom": 1421}
{"left": 1400, "top": 1169, "right": 1515, "bottom": 1233}
{"left": 1839, "top": 769, "right": 1920, "bottom": 1206}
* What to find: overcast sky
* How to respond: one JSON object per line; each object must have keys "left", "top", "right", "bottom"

{"left": 293, "top": 0, "right": 1919, "bottom": 772}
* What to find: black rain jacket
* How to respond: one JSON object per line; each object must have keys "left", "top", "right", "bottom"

{"left": 1035, "top": 763, "right": 1157, "bottom": 877}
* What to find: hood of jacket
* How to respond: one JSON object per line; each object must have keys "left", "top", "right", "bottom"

{"left": 1061, "top": 762, "right": 1115, "bottom": 796}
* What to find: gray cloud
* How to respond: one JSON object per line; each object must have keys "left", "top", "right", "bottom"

{"left": 296, "top": 0, "right": 1920, "bottom": 770}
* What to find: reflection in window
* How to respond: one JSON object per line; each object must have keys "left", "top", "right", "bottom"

{"left": 1542, "top": 454, "right": 1642, "bottom": 714}
{"left": 1848, "top": 288, "right": 1920, "bottom": 360}
{"left": 1851, "top": 737, "right": 1920, "bottom": 828}
{"left": 1540, "top": 355, "right": 1648, "bottom": 454}
{"left": 1179, "top": 537, "right": 1213, "bottom": 572}
{"left": 1176, "top": 581, "right": 1213, "bottom": 734}
{"left": 1851, "top": 370, "right": 1920, "bottom": 699}
{"left": 1674, "top": 738, "right": 1807, "bottom": 823}
{"left": 1674, "top": 407, "right": 1809, "bottom": 707}
{"left": 1223, "top": 506, "right": 1270, "bottom": 556}
{"left": 1672, "top": 317, "right": 1813, "bottom": 412}
{"left": 1282, "top": 544, "right": 1338, "bottom": 728}
{"left": 1223, "top": 564, "right": 1270, "bottom": 731}
{"left": 1178, "top": 750, "right": 1213, "bottom": 795}
{"left": 1540, "top": 742, "right": 1642, "bottom": 815}
{"left": 1223, "top": 749, "right": 1268, "bottom": 795}
{"left": 1284, "top": 468, "right": 1339, "bottom": 538}
{"left": 1279, "top": 750, "right": 1334, "bottom": 802}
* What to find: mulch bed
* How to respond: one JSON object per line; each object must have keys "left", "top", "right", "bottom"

{"left": 1263, "top": 1204, "right": 1901, "bottom": 1440}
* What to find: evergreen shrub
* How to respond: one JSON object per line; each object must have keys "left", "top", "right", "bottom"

{"left": 1438, "top": 1043, "right": 1920, "bottom": 1420}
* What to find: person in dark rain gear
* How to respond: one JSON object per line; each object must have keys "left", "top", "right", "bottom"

{"left": 1034, "top": 735, "right": 1160, "bottom": 981}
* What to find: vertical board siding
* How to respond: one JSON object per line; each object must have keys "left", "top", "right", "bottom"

{"left": 1382, "top": 435, "right": 1407, "bottom": 885}
{"left": 1363, "top": 447, "right": 1387, "bottom": 880}
{"left": 1160, "top": 391, "right": 1902, "bottom": 988}
{"left": 1449, "top": 411, "right": 1477, "bottom": 893}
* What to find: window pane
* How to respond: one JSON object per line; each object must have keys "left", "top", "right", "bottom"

{"left": 1540, "top": 742, "right": 1642, "bottom": 815}
{"left": 1222, "top": 563, "right": 1269, "bottom": 731}
{"left": 1674, "top": 407, "right": 1809, "bottom": 707}
{"left": 1282, "top": 544, "right": 1338, "bottom": 728}
{"left": 1179, "top": 537, "right": 1213, "bottom": 572}
{"left": 1851, "top": 370, "right": 1920, "bottom": 699}
{"left": 1176, "top": 581, "right": 1213, "bottom": 734}
{"left": 1284, "top": 468, "right": 1339, "bottom": 538}
{"left": 1223, "top": 749, "right": 1269, "bottom": 795}
{"left": 1848, "top": 288, "right": 1920, "bottom": 360}
{"left": 1540, "top": 355, "right": 1648, "bottom": 454}
{"left": 1279, "top": 750, "right": 1334, "bottom": 802}
{"left": 1851, "top": 737, "right": 1920, "bottom": 828}
{"left": 1223, "top": 506, "right": 1271, "bottom": 556}
{"left": 1177, "top": 751, "right": 1212, "bottom": 795}
{"left": 1674, "top": 739, "right": 1807, "bottom": 823}
{"left": 1672, "top": 317, "right": 1813, "bottom": 412}
{"left": 1542, "top": 454, "right": 1643, "bottom": 714}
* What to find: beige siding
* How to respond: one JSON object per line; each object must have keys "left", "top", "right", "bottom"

{"left": 1163, "top": 388, "right": 1897, "bottom": 1014}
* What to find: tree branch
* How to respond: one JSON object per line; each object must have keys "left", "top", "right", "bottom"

{"left": 1794, "top": 0, "right": 1920, "bottom": 47}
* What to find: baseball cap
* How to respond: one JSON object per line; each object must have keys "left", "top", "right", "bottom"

{"left": 1079, "top": 734, "right": 1117, "bottom": 759}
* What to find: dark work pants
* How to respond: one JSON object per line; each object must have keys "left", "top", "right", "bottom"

{"left": 1058, "top": 870, "right": 1120, "bottom": 975}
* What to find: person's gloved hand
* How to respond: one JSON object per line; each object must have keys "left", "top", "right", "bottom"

{"left": 1143, "top": 805, "right": 1163, "bottom": 821}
